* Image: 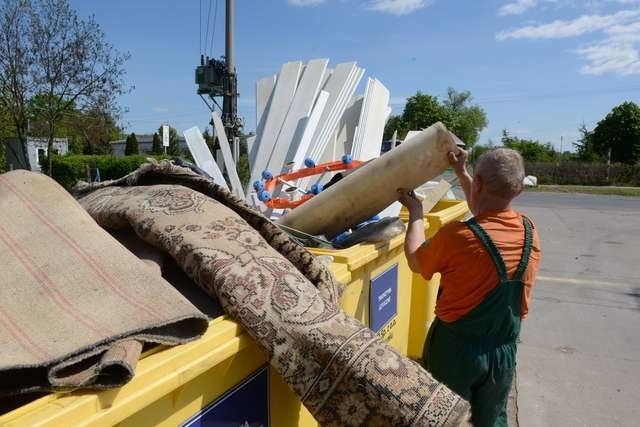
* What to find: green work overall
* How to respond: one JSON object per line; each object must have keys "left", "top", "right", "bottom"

{"left": 423, "top": 216, "right": 533, "bottom": 427}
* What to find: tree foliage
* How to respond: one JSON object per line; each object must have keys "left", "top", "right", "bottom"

{"left": 591, "top": 101, "right": 640, "bottom": 165}
{"left": 0, "top": 0, "right": 32, "bottom": 167}
{"left": 384, "top": 88, "right": 488, "bottom": 148}
{"left": 151, "top": 132, "right": 162, "bottom": 155}
{"left": 203, "top": 127, "right": 218, "bottom": 154}
{"left": 124, "top": 132, "right": 138, "bottom": 155}
{"left": 573, "top": 123, "right": 601, "bottom": 162}
{"left": 0, "top": 0, "right": 129, "bottom": 171}
{"left": 501, "top": 130, "right": 558, "bottom": 162}
{"left": 25, "top": 94, "right": 121, "bottom": 154}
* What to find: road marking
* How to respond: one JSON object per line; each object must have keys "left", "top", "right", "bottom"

{"left": 537, "top": 275, "right": 634, "bottom": 288}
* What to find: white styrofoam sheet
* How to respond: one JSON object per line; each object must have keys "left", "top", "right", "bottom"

{"left": 248, "top": 61, "right": 302, "bottom": 195}
{"left": 252, "top": 74, "right": 277, "bottom": 170}
{"left": 305, "top": 62, "right": 357, "bottom": 162}
{"left": 336, "top": 96, "right": 364, "bottom": 156}
{"left": 211, "top": 112, "right": 244, "bottom": 198}
{"left": 267, "top": 58, "right": 328, "bottom": 182}
{"left": 354, "top": 79, "right": 390, "bottom": 161}
{"left": 183, "top": 126, "right": 228, "bottom": 190}
{"left": 290, "top": 90, "right": 330, "bottom": 170}
{"left": 309, "top": 66, "right": 363, "bottom": 162}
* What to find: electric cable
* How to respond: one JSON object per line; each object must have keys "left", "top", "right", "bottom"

{"left": 203, "top": 0, "right": 213, "bottom": 57}
{"left": 210, "top": 0, "right": 218, "bottom": 58}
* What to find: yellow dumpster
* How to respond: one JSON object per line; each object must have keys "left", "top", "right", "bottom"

{"left": 308, "top": 231, "right": 416, "bottom": 356}
{"left": 0, "top": 315, "right": 320, "bottom": 427}
{"left": 401, "top": 199, "right": 469, "bottom": 360}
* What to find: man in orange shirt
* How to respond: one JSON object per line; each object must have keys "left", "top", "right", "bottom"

{"left": 399, "top": 147, "right": 541, "bottom": 427}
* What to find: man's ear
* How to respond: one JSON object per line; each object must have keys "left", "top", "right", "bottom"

{"left": 473, "top": 174, "right": 483, "bottom": 192}
{"left": 514, "top": 184, "right": 523, "bottom": 197}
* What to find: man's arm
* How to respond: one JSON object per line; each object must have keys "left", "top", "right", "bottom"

{"left": 448, "top": 148, "right": 475, "bottom": 214}
{"left": 398, "top": 190, "right": 425, "bottom": 273}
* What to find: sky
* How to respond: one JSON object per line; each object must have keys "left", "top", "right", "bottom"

{"left": 69, "top": 0, "right": 640, "bottom": 151}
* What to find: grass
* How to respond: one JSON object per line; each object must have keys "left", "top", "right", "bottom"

{"left": 526, "top": 185, "right": 640, "bottom": 197}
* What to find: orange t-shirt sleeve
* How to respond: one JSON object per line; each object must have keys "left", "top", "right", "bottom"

{"left": 416, "top": 226, "right": 450, "bottom": 281}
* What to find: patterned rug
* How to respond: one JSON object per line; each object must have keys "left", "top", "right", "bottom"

{"left": 0, "top": 170, "right": 208, "bottom": 395}
{"left": 76, "top": 161, "right": 470, "bottom": 426}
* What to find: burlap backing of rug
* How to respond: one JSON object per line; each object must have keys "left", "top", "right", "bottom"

{"left": 77, "top": 162, "right": 471, "bottom": 426}
{"left": 0, "top": 171, "right": 208, "bottom": 395}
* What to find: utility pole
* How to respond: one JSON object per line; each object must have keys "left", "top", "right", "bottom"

{"left": 223, "top": 0, "right": 240, "bottom": 163}
{"left": 195, "top": 0, "right": 242, "bottom": 164}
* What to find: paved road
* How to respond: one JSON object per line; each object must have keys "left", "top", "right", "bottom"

{"left": 512, "top": 192, "right": 640, "bottom": 427}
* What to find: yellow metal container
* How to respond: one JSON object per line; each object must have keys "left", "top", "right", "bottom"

{"left": 0, "top": 316, "right": 318, "bottom": 427}
{"left": 309, "top": 232, "right": 417, "bottom": 356}
{"left": 403, "top": 199, "right": 469, "bottom": 360}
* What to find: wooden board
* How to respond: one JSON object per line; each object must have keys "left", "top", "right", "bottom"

{"left": 277, "top": 122, "right": 461, "bottom": 238}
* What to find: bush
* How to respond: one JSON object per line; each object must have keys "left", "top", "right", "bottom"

{"left": 0, "top": 142, "right": 5, "bottom": 174}
{"left": 525, "top": 161, "right": 640, "bottom": 186}
{"left": 124, "top": 133, "right": 139, "bottom": 155}
{"left": 42, "top": 154, "right": 168, "bottom": 189}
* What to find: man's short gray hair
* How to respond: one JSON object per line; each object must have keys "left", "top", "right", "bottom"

{"left": 475, "top": 148, "right": 525, "bottom": 199}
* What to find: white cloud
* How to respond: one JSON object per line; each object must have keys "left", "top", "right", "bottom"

{"left": 497, "top": 8, "right": 640, "bottom": 75}
{"left": 498, "top": 0, "right": 538, "bottom": 17}
{"left": 367, "top": 0, "right": 431, "bottom": 16}
{"left": 287, "top": 0, "right": 326, "bottom": 6}
{"left": 576, "top": 20, "right": 640, "bottom": 75}
{"left": 496, "top": 10, "right": 640, "bottom": 40}
{"left": 576, "top": 41, "right": 640, "bottom": 75}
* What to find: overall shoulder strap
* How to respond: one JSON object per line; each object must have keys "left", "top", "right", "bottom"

{"left": 465, "top": 217, "right": 508, "bottom": 281}
{"left": 513, "top": 216, "right": 534, "bottom": 281}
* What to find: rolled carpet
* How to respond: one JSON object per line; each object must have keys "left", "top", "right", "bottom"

{"left": 77, "top": 161, "right": 471, "bottom": 426}
{"left": 0, "top": 170, "right": 208, "bottom": 395}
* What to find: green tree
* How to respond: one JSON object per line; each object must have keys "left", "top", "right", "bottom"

{"left": 443, "top": 88, "right": 488, "bottom": 147}
{"left": 469, "top": 143, "right": 493, "bottom": 164}
{"left": 203, "top": 127, "right": 218, "bottom": 154}
{"left": 0, "top": 0, "right": 129, "bottom": 172}
{"left": 501, "top": 130, "right": 557, "bottom": 162}
{"left": 383, "top": 115, "right": 409, "bottom": 140}
{"left": 124, "top": 132, "right": 138, "bottom": 155}
{"left": 151, "top": 132, "right": 162, "bottom": 154}
{"left": 0, "top": 0, "right": 32, "bottom": 167}
{"left": 0, "top": 139, "right": 5, "bottom": 173}
{"left": 590, "top": 101, "right": 640, "bottom": 165}
{"left": 383, "top": 88, "right": 487, "bottom": 148}
{"left": 573, "top": 123, "right": 601, "bottom": 162}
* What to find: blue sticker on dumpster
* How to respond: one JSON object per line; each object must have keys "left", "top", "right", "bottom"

{"left": 182, "top": 365, "right": 269, "bottom": 427}
{"left": 370, "top": 264, "right": 398, "bottom": 333}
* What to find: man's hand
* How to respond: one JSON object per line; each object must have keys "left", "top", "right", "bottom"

{"left": 448, "top": 148, "right": 468, "bottom": 176}
{"left": 397, "top": 188, "right": 422, "bottom": 216}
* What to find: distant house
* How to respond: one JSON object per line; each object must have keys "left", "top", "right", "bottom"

{"left": 110, "top": 134, "right": 188, "bottom": 156}
{"left": 3, "top": 137, "right": 69, "bottom": 172}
